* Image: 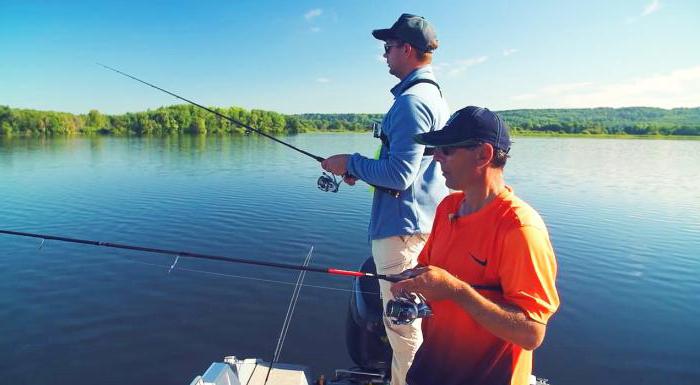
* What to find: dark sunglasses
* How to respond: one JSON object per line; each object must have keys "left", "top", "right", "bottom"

{"left": 435, "top": 143, "right": 482, "bottom": 156}
{"left": 383, "top": 43, "right": 402, "bottom": 54}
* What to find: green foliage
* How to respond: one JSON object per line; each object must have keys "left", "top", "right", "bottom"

{"left": 1, "top": 121, "right": 12, "bottom": 136}
{"left": 296, "top": 113, "right": 383, "bottom": 132}
{"left": 0, "top": 106, "right": 86, "bottom": 136}
{"left": 1, "top": 104, "right": 698, "bottom": 137}
{"left": 498, "top": 107, "right": 700, "bottom": 136}
{"left": 85, "top": 109, "right": 107, "bottom": 131}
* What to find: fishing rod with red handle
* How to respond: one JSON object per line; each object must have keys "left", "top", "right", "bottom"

{"left": 0, "top": 229, "right": 402, "bottom": 282}
{"left": 0, "top": 229, "right": 504, "bottom": 291}
{"left": 97, "top": 63, "right": 400, "bottom": 198}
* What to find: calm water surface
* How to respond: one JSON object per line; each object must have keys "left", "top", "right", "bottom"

{"left": 1, "top": 134, "right": 699, "bottom": 384}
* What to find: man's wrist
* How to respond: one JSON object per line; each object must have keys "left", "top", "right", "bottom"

{"left": 450, "top": 278, "right": 478, "bottom": 309}
{"left": 346, "top": 153, "right": 359, "bottom": 178}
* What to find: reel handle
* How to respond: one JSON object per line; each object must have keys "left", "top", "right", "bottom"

{"left": 386, "top": 292, "right": 433, "bottom": 325}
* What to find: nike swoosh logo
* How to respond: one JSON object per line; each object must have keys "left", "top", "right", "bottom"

{"left": 470, "top": 253, "right": 487, "bottom": 266}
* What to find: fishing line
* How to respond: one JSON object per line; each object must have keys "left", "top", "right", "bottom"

{"left": 264, "top": 247, "right": 313, "bottom": 385}
{"left": 121, "top": 256, "right": 379, "bottom": 295}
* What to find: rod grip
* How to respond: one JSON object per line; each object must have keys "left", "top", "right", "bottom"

{"left": 327, "top": 268, "right": 365, "bottom": 277}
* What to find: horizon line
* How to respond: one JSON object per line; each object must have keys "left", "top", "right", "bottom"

{"left": 3, "top": 103, "right": 699, "bottom": 116}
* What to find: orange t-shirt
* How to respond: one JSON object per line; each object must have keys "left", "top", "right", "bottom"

{"left": 406, "top": 187, "right": 559, "bottom": 385}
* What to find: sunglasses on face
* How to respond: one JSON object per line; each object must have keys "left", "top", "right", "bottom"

{"left": 434, "top": 143, "right": 482, "bottom": 156}
{"left": 383, "top": 43, "right": 402, "bottom": 54}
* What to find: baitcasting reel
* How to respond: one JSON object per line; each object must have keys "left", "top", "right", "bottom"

{"left": 317, "top": 172, "right": 340, "bottom": 193}
{"left": 386, "top": 293, "right": 432, "bottom": 325}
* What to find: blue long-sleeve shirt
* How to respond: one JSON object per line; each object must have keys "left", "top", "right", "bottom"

{"left": 347, "top": 66, "right": 450, "bottom": 240}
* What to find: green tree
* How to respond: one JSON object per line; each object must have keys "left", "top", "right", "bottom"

{"left": 1, "top": 121, "right": 12, "bottom": 136}
{"left": 85, "top": 109, "right": 108, "bottom": 131}
{"left": 188, "top": 117, "right": 206, "bottom": 134}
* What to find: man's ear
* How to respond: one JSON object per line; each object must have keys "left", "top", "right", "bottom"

{"left": 476, "top": 143, "right": 495, "bottom": 168}
{"left": 402, "top": 42, "right": 413, "bottom": 56}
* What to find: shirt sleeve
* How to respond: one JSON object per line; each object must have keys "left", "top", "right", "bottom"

{"left": 498, "top": 225, "right": 560, "bottom": 324}
{"left": 347, "top": 95, "right": 432, "bottom": 190}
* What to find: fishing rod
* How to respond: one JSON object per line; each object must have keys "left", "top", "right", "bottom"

{"left": 0, "top": 229, "right": 402, "bottom": 282}
{"left": 0, "top": 229, "right": 503, "bottom": 292}
{"left": 97, "top": 63, "right": 400, "bottom": 197}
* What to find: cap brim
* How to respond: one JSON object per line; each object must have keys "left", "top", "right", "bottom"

{"left": 414, "top": 130, "right": 481, "bottom": 147}
{"left": 372, "top": 28, "right": 397, "bottom": 41}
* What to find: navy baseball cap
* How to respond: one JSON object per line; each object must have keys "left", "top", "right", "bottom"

{"left": 372, "top": 13, "right": 438, "bottom": 53}
{"left": 414, "top": 106, "right": 512, "bottom": 152}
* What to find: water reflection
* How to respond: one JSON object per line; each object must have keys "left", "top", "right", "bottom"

{"left": 1, "top": 135, "right": 699, "bottom": 385}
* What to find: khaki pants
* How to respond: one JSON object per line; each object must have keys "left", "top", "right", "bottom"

{"left": 372, "top": 234, "right": 427, "bottom": 385}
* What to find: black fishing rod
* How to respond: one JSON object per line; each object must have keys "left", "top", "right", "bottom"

{"left": 97, "top": 63, "right": 323, "bottom": 162}
{"left": 0, "top": 229, "right": 402, "bottom": 282}
{"left": 97, "top": 63, "right": 400, "bottom": 197}
{"left": 0, "top": 229, "right": 503, "bottom": 292}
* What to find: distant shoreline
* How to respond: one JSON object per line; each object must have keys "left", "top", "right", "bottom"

{"left": 294, "top": 130, "right": 700, "bottom": 140}
{"left": 2, "top": 104, "right": 699, "bottom": 138}
{"left": 510, "top": 131, "right": 700, "bottom": 140}
{"left": 2, "top": 130, "right": 699, "bottom": 141}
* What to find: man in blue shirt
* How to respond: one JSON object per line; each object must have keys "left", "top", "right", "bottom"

{"left": 321, "top": 13, "right": 449, "bottom": 385}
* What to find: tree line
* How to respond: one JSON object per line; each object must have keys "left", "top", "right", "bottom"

{"left": 1, "top": 104, "right": 698, "bottom": 137}
{"left": 0, "top": 105, "right": 383, "bottom": 136}
{"left": 499, "top": 107, "right": 700, "bottom": 136}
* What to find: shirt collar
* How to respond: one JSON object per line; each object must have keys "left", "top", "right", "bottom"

{"left": 390, "top": 65, "right": 434, "bottom": 97}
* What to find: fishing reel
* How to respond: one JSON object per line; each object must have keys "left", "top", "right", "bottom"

{"left": 317, "top": 172, "right": 340, "bottom": 193}
{"left": 386, "top": 293, "right": 432, "bottom": 325}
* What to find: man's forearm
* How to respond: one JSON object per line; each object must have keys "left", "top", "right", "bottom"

{"left": 451, "top": 281, "right": 546, "bottom": 350}
{"left": 348, "top": 152, "right": 421, "bottom": 190}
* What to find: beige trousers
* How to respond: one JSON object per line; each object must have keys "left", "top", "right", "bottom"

{"left": 372, "top": 234, "right": 427, "bottom": 385}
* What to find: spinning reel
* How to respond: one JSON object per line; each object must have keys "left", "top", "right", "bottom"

{"left": 386, "top": 293, "right": 432, "bottom": 325}
{"left": 317, "top": 172, "right": 341, "bottom": 193}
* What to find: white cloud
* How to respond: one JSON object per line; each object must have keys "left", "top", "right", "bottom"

{"left": 510, "top": 66, "right": 700, "bottom": 108}
{"left": 315, "top": 77, "right": 331, "bottom": 83}
{"left": 435, "top": 56, "right": 488, "bottom": 77}
{"left": 310, "top": 27, "right": 321, "bottom": 33}
{"left": 642, "top": 0, "right": 661, "bottom": 16}
{"left": 627, "top": 0, "right": 662, "bottom": 23}
{"left": 304, "top": 9, "right": 322, "bottom": 21}
{"left": 503, "top": 48, "right": 519, "bottom": 57}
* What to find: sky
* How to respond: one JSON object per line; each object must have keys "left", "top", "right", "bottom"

{"left": 1, "top": 0, "right": 699, "bottom": 114}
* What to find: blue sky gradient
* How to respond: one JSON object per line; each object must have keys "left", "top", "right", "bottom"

{"left": 1, "top": 0, "right": 699, "bottom": 114}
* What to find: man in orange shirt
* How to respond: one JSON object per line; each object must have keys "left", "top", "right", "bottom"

{"left": 391, "top": 106, "right": 560, "bottom": 385}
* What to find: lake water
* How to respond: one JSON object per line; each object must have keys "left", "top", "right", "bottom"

{"left": 1, "top": 134, "right": 699, "bottom": 385}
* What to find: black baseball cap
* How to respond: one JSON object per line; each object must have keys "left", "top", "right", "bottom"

{"left": 372, "top": 13, "right": 438, "bottom": 53}
{"left": 414, "top": 106, "right": 512, "bottom": 152}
